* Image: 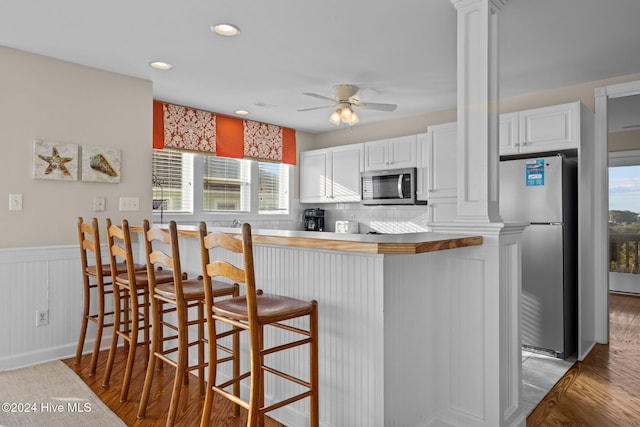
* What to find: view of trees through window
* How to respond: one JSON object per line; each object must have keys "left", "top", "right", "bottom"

{"left": 609, "top": 165, "right": 640, "bottom": 274}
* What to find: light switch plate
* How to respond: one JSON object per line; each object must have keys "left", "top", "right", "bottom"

{"left": 119, "top": 196, "right": 139, "bottom": 211}
{"left": 9, "top": 193, "right": 22, "bottom": 211}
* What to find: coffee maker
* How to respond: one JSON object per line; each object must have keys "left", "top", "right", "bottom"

{"left": 304, "top": 208, "right": 325, "bottom": 231}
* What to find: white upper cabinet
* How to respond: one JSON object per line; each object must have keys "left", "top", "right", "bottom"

{"left": 330, "top": 144, "right": 363, "bottom": 202}
{"left": 419, "top": 122, "right": 457, "bottom": 223}
{"left": 499, "top": 102, "right": 581, "bottom": 155}
{"left": 299, "top": 143, "right": 363, "bottom": 203}
{"left": 499, "top": 112, "right": 519, "bottom": 156}
{"left": 299, "top": 149, "right": 328, "bottom": 203}
{"left": 364, "top": 135, "right": 417, "bottom": 171}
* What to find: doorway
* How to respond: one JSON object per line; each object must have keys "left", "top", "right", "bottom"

{"left": 609, "top": 155, "right": 640, "bottom": 294}
{"left": 594, "top": 81, "right": 640, "bottom": 347}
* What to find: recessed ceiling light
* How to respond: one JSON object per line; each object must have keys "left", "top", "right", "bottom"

{"left": 212, "top": 23, "right": 240, "bottom": 37}
{"left": 149, "top": 61, "right": 174, "bottom": 70}
{"left": 235, "top": 109, "right": 249, "bottom": 115}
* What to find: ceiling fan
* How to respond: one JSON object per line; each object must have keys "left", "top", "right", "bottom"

{"left": 298, "top": 84, "right": 397, "bottom": 125}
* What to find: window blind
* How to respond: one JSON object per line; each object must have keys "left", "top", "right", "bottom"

{"left": 152, "top": 149, "right": 194, "bottom": 213}
{"left": 259, "top": 162, "right": 290, "bottom": 214}
{"left": 203, "top": 156, "right": 251, "bottom": 212}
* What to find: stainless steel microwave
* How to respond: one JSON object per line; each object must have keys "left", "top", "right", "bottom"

{"left": 361, "top": 167, "right": 417, "bottom": 205}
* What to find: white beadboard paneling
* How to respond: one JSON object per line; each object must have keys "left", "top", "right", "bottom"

{"left": 253, "top": 245, "right": 385, "bottom": 427}
{"left": 448, "top": 256, "right": 486, "bottom": 421}
{"left": 383, "top": 252, "right": 438, "bottom": 426}
{"left": 501, "top": 241, "right": 522, "bottom": 420}
{"left": 0, "top": 245, "right": 86, "bottom": 369}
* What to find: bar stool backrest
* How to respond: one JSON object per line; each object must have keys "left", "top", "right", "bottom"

{"left": 78, "top": 217, "right": 104, "bottom": 282}
{"left": 198, "top": 222, "right": 259, "bottom": 328}
{"left": 142, "top": 219, "right": 183, "bottom": 301}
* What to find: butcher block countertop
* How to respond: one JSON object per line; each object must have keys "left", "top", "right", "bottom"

{"left": 144, "top": 224, "right": 483, "bottom": 255}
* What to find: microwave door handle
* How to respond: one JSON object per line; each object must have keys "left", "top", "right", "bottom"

{"left": 397, "top": 174, "right": 404, "bottom": 198}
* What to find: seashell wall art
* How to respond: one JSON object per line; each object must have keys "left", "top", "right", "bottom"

{"left": 33, "top": 140, "right": 79, "bottom": 181}
{"left": 81, "top": 145, "right": 121, "bottom": 183}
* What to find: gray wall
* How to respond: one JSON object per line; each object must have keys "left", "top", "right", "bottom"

{"left": 0, "top": 46, "right": 153, "bottom": 248}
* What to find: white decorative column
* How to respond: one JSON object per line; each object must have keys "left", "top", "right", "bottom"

{"left": 430, "top": 1, "right": 526, "bottom": 426}
{"left": 452, "top": 0, "right": 503, "bottom": 223}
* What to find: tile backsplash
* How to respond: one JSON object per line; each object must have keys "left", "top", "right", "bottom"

{"left": 316, "top": 203, "right": 431, "bottom": 233}
{"left": 173, "top": 201, "right": 432, "bottom": 234}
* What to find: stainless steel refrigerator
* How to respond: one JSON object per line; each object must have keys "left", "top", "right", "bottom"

{"left": 500, "top": 155, "right": 577, "bottom": 359}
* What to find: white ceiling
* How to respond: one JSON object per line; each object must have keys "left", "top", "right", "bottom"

{"left": 1, "top": 0, "right": 639, "bottom": 134}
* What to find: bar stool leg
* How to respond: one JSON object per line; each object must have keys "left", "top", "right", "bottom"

{"left": 102, "top": 287, "right": 121, "bottom": 387}
{"left": 74, "top": 281, "right": 91, "bottom": 365}
{"left": 310, "top": 301, "right": 319, "bottom": 427}
{"left": 88, "top": 289, "right": 106, "bottom": 375}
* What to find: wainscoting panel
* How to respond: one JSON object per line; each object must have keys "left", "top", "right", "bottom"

{"left": 0, "top": 245, "right": 86, "bottom": 369}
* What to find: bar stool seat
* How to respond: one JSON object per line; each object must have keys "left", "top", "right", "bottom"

{"left": 214, "top": 293, "right": 314, "bottom": 323}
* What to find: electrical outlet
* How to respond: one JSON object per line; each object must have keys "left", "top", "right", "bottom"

{"left": 36, "top": 309, "right": 49, "bottom": 327}
{"left": 93, "top": 196, "right": 106, "bottom": 212}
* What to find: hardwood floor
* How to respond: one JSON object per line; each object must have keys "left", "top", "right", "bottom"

{"left": 65, "top": 292, "right": 640, "bottom": 426}
{"left": 63, "top": 348, "right": 286, "bottom": 426}
{"left": 527, "top": 292, "right": 640, "bottom": 426}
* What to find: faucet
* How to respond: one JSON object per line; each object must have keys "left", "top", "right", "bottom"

{"left": 232, "top": 218, "right": 241, "bottom": 228}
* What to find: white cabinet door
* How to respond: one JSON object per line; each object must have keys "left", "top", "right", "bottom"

{"left": 300, "top": 144, "right": 363, "bottom": 203}
{"left": 428, "top": 200, "right": 458, "bottom": 223}
{"left": 518, "top": 102, "right": 578, "bottom": 153}
{"left": 299, "top": 149, "right": 328, "bottom": 203}
{"left": 426, "top": 122, "right": 457, "bottom": 200}
{"left": 388, "top": 135, "right": 417, "bottom": 169}
{"left": 421, "top": 122, "right": 457, "bottom": 223}
{"left": 364, "top": 135, "right": 417, "bottom": 170}
{"left": 499, "top": 102, "right": 580, "bottom": 156}
{"left": 417, "top": 133, "right": 429, "bottom": 200}
{"left": 364, "top": 139, "right": 388, "bottom": 171}
{"left": 499, "top": 112, "right": 519, "bottom": 156}
{"left": 330, "top": 144, "right": 363, "bottom": 202}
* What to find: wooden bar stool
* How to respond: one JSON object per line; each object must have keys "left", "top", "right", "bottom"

{"left": 102, "top": 218, "right": 174, "bottom": 402}
{"left": 75, "top": 217, "right": 131, "bottom": 375}
{"left": 198, "top": 222, "right": 319, "bottom": 427}
{"left": 137, "top": 220, "right": 238, "bottom": 427}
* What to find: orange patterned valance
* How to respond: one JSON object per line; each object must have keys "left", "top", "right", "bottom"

{"left": 153, "top": 101, "right": 296, "bottom": 165}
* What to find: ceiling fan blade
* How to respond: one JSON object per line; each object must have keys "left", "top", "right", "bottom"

{"left": 360, "top": 102, "right": 397, "bottom": 112}
{"left": 297, "top": 105, "right": 334, "bottom": 112}
{"left": 303, "top": 92, "right": 336, "bottom": 102}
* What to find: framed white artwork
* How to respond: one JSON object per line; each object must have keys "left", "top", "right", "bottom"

{"left": 33, "top": 139, "right": 79, "bottom": 181}
{"left": 82, "top": 145, "right": 121, "bottom": 183}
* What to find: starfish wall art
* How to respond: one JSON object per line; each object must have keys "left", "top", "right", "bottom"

{"left": 33, "top": 140, "right": 78, "bottom": 181}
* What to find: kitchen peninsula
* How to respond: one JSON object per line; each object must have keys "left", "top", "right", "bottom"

{"left": 153, "top": 225, "right": 485, "bottom": 426}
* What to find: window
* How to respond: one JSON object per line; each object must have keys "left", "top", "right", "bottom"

{"left": 203, "top": 156, "right": 251, "bottom": 212}
{"left": 152, "top": 149, "right": 194, "bottom": 213}
{"left": 259, "top": 162, "right": 289, "bottom": 214}
{"left": 152, "top": 149, "right": 291, "bottom": 218}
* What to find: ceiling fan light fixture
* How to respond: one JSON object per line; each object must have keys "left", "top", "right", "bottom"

{"left": 340, "top": 107, "right": 353, "bottom": 122}
{"left": 329, "top": 110, "right": 342, "bottom": 125}
{"left": 348, "top": 110, "right": 359, "bottom": 125}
